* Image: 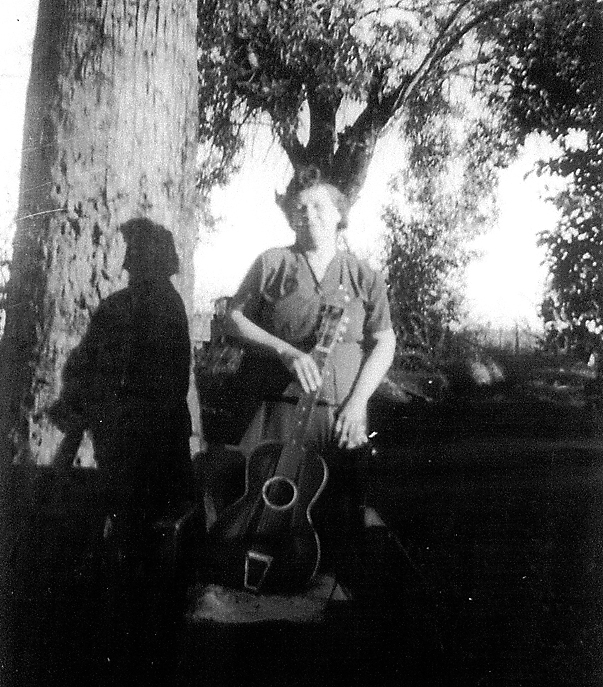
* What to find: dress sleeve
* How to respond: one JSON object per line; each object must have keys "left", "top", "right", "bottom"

{"left": 229, "top": 253, "right": 266, "bottom": 322}
{"left": 364, "top": 269, "right": 393, "bottom": 336}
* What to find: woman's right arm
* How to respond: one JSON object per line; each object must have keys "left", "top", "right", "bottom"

{"left": 225, "top": 305, "right": 322, "bottom": 394}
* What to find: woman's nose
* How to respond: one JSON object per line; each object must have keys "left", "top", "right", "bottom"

{"left": 306, "top": 207, "right": 319, "bottom": 224}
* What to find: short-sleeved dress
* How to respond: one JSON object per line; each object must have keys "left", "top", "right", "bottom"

{"left": 230, "top": 245, "right": 392, "bottom": 574}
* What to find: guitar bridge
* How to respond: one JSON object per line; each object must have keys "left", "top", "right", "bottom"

{"left": 244, "top": 550, "right": 273, "bottom": 592}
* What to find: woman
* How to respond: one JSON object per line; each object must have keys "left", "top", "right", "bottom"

{"left": 224, "top": 173, "right": 396, "bottom": 586}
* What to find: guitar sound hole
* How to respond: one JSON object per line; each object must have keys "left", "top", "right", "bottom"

{"left": 262, "top": 476, "right": 298, "bottom": 511}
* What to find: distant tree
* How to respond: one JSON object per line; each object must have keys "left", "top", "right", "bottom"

{"left": 383, "top": 207, "right": 459, "bottom": 369}
{"left": 381, "top": 24, "right": 513, "bottom": 366}
{"left": 538, "top": 140, "right": 602, "bottom": 357}
{"left": 489, "top": 0, "right": 603, "bottom": 355}
{"left": 383, "top": 110, "right": 499, "bottom": 367}
{"left": 0, "top": 0, "right": 198, "bottom": 466}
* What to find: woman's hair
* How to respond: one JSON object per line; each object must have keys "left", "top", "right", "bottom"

{"left": 277, "top": 166, "right": 350, "bottom": 232}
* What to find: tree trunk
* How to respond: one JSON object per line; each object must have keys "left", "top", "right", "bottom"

{"left": 0, "top": 0, "right": 198, "bottom": 467}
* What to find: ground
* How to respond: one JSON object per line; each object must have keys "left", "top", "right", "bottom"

{"left": 2, "top": 361, "right": 602, "bottom": 686}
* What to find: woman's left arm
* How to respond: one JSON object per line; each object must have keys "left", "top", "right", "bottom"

{"left": 335, "top": 328, "right": 396, "bottom": 449}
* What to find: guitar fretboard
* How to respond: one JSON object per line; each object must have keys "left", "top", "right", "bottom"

{"left": 278, "top": 295, "right": 348, "bottom": 476}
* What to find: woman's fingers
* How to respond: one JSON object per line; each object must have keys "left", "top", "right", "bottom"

{"left": 336, "top": 415, "right": 368, "bottom": 449}
{"left": 338, "top": 427, "right": 368, "bottom": 449}
{"left": 292, "top": 354, "right": 322, "bottom": 393}
{"left": 335, "top": 401, "right": 369, "bottom": 449}
{"left": 280, "top": 348, "right": 322, "bottom": 393}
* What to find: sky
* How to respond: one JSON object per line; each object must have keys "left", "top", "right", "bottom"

{"left": 1, "top": 1, "right": 560, "bottom": 333}
{"left": 0, "top": 5, "right": 37, "bottom": 240}
{"left": 464, "top": 135, "right": 564, "bottom": 331}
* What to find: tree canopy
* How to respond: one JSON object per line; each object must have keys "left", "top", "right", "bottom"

{"left": 196, "top": 0, "right": 522, "bottom": 202}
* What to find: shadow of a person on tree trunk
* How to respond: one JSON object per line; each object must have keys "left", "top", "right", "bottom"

{"left": 49, "top": 217, "right": 194, "bottom": 518}
{"left": 42, "top": 217, "right": 196, "bottom": 685}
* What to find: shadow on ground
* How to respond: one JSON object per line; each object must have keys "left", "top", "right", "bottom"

{"left": 2, "top": 389, "right": 603, "bottom": 686}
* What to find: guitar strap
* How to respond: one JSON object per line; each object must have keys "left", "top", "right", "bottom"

{"left": 301, "top": 250, "right": 349, "bottom": 321}
{"left": 302, "top": 250, "right": 349, "bottom": 300}
{"left": 331, "top": 253, "right": 350, "bottom": 405}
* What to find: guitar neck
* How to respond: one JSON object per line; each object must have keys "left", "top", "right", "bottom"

{"left": 311, "top": 342, "right": 331, "bottom": 374}
{"left": 277, "top": 386, "right": 325, "bottom": 479}
{"left": 278, "top": 334, "right": 341, "bottom": 476}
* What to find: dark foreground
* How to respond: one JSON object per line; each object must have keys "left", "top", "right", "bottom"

{"left": 2, "top": 396, "right": 603, "bottom": 686}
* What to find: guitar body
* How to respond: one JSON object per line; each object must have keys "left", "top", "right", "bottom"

{"left": 204, "top": 441, "right": 328, "bottom": 593}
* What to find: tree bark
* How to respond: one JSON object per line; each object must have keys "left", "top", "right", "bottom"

{"left": 0, "top": 0, "right": 198, "bottom": 466}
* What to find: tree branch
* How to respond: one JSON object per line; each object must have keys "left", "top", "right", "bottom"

{"left": 330, "top": 67, "right": 390, "bottom": 198}
{"left": 331, "top": 108, "right": 381, "bottom": 202}
{"left": 276, "top": 128, "right": 308, "bottom": 169}
{"left": 376, "top": 0, "right": 472, "bottom": 121}
{"left": 433, "top": 0, "right": 519, "bottom": 67}
{"left": 359, "top": 0, "right": 455, "bottom": 19}
{"left": 305, "top": 83, "right": 342, "bottom": 174}
{"left": 329, "top": 0, "right": 521, "bottom": 202}
{"left": 379, "top": 0, "right": 521, "bottom": 129}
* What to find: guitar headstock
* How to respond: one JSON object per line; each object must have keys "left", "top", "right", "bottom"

{"left": 316, "top": 285, "right": 350, "bottom": 353}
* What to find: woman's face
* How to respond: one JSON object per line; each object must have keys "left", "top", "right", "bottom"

{"left": 293, "top": 186, "right": 341, "bottom": 251}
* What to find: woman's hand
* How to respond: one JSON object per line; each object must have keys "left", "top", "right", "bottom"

{"left": 333, "top": 328, "right": 395, "bottom": 450}
{"left": 335, "top": 396, "right": 368, "bottom": 450}
{"left": 280, "top": 349, "right": 322, "bottom": 394}
{"left": 226, "top": 307, "right": 323, "bottom": 394}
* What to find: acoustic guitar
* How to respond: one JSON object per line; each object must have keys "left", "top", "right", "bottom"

{"left": 203, "top": 286, "right": 349, "bottom": 594}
